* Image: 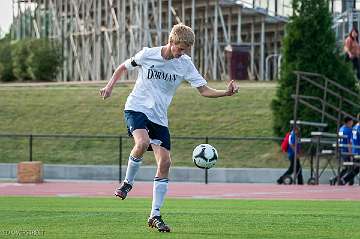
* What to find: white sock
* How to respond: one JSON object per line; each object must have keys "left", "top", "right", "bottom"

{"left": 124, "top": 155, "right": 143, "bottom": 186}
{"left": 150, "top": 177, "right": 169, "bottom": 217}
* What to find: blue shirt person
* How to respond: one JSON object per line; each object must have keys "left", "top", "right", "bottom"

{"left": 339, "top": 118, "right": 354, "bottom": 154}
{"left": 288, "top": 129, "right": 301, "bottom": 158}
{"left": 338, "top": 116, "right": 360, "bottom": 185}
{"left": 331, "top": 116, "right": 354, "bottom": 185}
{"left": 277, "top": 126, "right": 303, "bottom": 185}
{"left": 352, "top": 123, "right": 360, "bottom": 155}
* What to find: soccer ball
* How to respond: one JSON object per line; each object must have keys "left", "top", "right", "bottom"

{"left": 192, "top": 144, "right": 218, "bottom": 169}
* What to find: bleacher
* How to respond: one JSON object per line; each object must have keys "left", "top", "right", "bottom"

{"left": 287, "top": 71, "right": 360, "bottom": 185}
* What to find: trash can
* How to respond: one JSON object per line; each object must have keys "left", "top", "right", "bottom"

{"left": 225, "top": 44, "right": 250, "bottom": 81}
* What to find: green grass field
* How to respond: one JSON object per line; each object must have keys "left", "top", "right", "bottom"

{"left": 0, "top": 81, "right": 290, "bottom": 168}
{"left": 0, "top": 196, "right": 359, "bottom": 239}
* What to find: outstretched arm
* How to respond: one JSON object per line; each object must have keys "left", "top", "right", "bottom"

{"left": 99, "top": 63, "right": 127, "bottom": 100}
{"left": 197, "top": 80, "right": 239, "bottom": 98}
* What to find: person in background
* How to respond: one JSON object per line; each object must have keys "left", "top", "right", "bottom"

{"left": 330, "top": 116, "right": 354, "bottom": 185}
{"left": 341, "top": 114, "right": 360, "bottom": 185}
{"left": 277, "top": 126, "right": 304, "bottom": 185}
{"left": 344, "top": 27, "right": 360, "bottom": 80}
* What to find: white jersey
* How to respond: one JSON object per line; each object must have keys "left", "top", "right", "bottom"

{"left": 123, "top": 46, "right": 207, "bottom": 127}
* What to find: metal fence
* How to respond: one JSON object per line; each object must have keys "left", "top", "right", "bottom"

{"left": 0, "top": 133, "right": 283, "bottom": 183}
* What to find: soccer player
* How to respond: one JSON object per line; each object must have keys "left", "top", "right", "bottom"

{"left": 99, "top": 23, "right": 239, "bottom": 232}
{"left": 330, "top": 116, "right": 353, "bottom": 185}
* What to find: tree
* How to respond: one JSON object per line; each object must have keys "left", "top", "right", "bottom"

{"left": 12, "top": 39, "right": 32, "bottom": 81}
{"left": 271, "top": 0, "right": 359, "bottom": 137}
{"left": 26, "top": 39, "right": 62, "bottom": 81}
{"left": 10, "top": 38, "right": 63, "bottom": 82}
{"left": 0, "top": 33, "right": 14, "bottom": 81}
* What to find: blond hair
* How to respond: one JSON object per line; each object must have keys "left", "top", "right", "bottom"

{"left": 169, "top": 24, "right": 195, "bottom": 46}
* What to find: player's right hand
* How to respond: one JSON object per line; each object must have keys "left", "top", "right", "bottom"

{"left": 99, "top": 87, "right": 112, "bottom": 100}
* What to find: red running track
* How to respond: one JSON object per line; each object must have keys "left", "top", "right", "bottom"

{"left": 1, "top": 181, "right": 360, "bottom": 200}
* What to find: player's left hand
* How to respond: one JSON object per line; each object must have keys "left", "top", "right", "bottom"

{"left": 225, "top": 80, "right": 239, "bottom": 96}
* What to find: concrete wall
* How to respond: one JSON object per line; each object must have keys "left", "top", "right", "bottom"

{"left": 0, "top": 163, "right": 337, "bottom": 184}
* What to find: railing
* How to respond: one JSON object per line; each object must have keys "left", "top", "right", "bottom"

{"left": 265, "top": 54, "right": 281, "bottom": 81}
{"left": 332, "top": 9, "right": 360, "bottom": 46}
{"left": 331, "top": 0, "right": 360, "bottom": 13}
{"left": 233, "top": 0, "right": 360, "bottom": 18}
{"left": 231, "top": 0, "right": 293, "bottom": 17}
{"left": 0, "top": 133, "right": 282, "bottom": 184}
{"left": 291, "top": 71, "right": 360, "bottom": 184}
{"left": 293, "top": 71, "right": 360, "bottom": 125}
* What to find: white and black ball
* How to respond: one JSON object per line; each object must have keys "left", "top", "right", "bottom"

{"left": 192, "top": 144, "right": 218, "bottom": 169}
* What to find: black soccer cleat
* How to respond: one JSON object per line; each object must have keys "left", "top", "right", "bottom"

{"left": 349, "top": 179, "right": 354, "bottom": 186}
{"left": 114, "top": 182, "right": 132, "bottom": 200}
{"left": 329, "top": 177, "right": 345, "bottom": 186}
{"left": 147, "top": 215, "right": 171, "bottom": 232}
{"left": 329, "top": 177, "right": 336, "bottom": 186}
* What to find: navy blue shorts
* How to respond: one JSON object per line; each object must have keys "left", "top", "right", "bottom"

{"left": 124, "top": 110, "right": 171, "bottom": 151}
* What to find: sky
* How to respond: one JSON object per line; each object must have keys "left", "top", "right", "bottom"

{"left": 0, "top": 0, "right": 12, "bottom": 34}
